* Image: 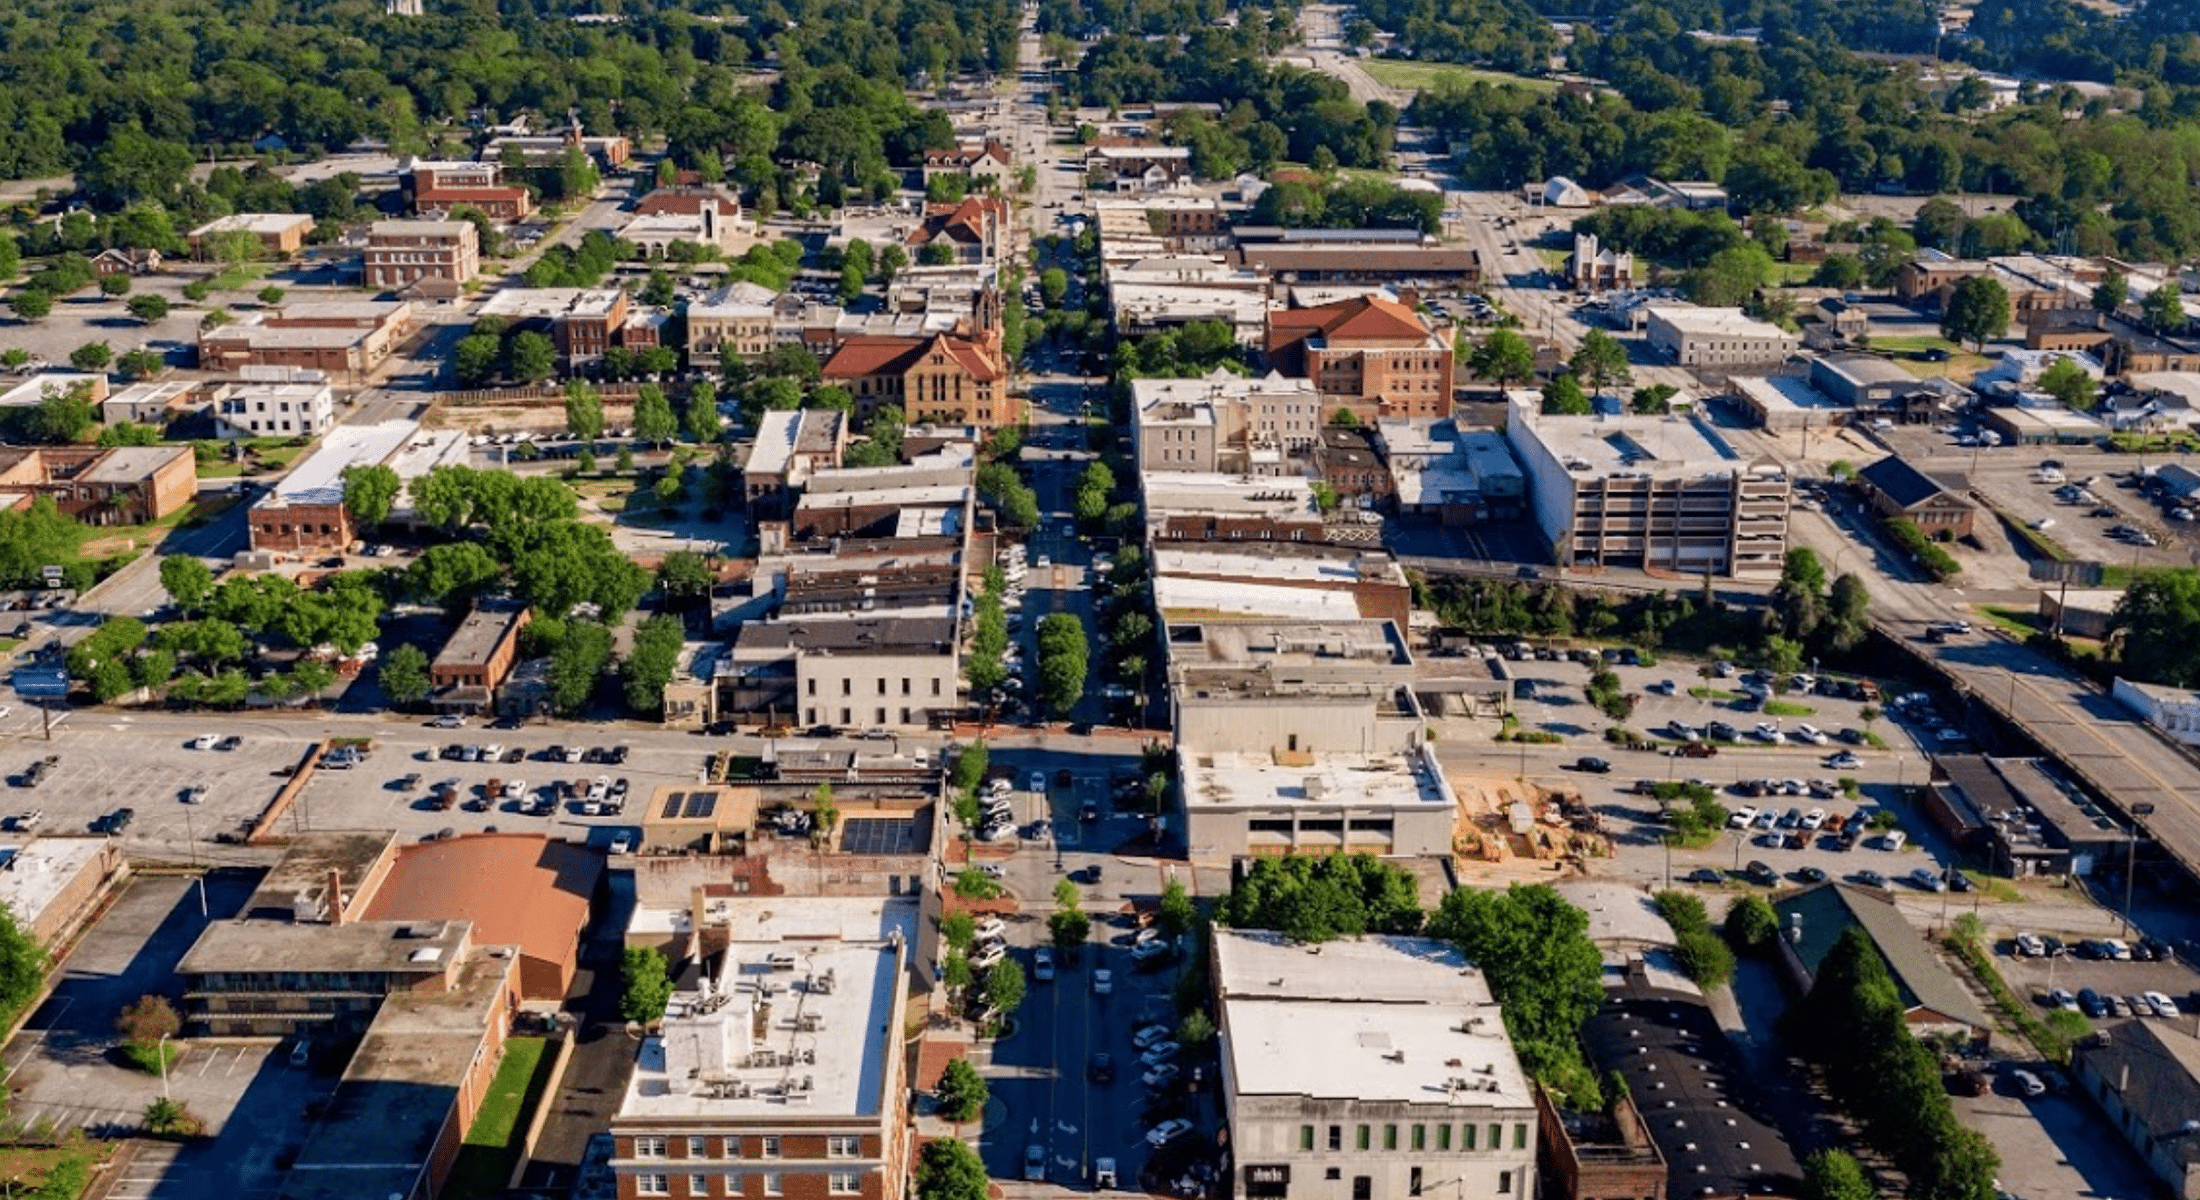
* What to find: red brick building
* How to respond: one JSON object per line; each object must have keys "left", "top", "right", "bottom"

{"left": 821, "top": 327, "right": 1014, "bottom": 428}
{"left": 1266, "top": 295, "right": 1456, "bottom": 422}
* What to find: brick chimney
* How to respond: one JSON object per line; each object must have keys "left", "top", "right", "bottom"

{"left": 327, "top": 868, "right": 346, "bottom": 926}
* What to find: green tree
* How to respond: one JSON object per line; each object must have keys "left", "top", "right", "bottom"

{"left": 1049, "top": 907, "right": 1091, "bottom": 950}
{"left": 549, "top": 619, "right": 615, "bottom": 714}
{"left": 914, "top": 1135, "right": 990, "bottom": 1200}
{"left": 292, "top": 658, "right": 336, "bottom": 707}
{"left": 634, "top": 383, "right": 678, "bottom": 447}
{"left": 2092, "top": 270, "right": 2129, "bottom": 314}
{"left": 0, "top": 901, "right": 48, "bottom": 1016}
{"left": 939, "top": 911, "right": 975, "bottom": 955}
{"left": 1037, "top": 612, "right": 1088, "bottom": 716}
{"left": 2144, "top": 282, "right": 2187, "bottom": 333}
{"left": 1801, "top": 1150, "right": 1875, "bottom": 1200}
{"left": 1178, "top": 1009, "right": 1216, "bottom": 1046}
{"left": 686, "top": 381, "right": 724, "bottom": 443}
{"left": 934, "top": 1056, "right": 989, "bottom": 1122}
{"left": 1941, "top": 276, "right": 2011, "bottom": 350}
{"left": 2037, "top": 357, "right": 2096, "bottom": 409}
{"left": 115, "top": 993, "right": 180, "bottom": 1053}
{"left": 377, "top": 642, "right": 432, "bottom": 707}
{"left": 1039, "top": 267, "right": 1069, "bottom": 309}
{"left": 1217, "top": 854, "right": 1424, "bottom": 941}
{"left": 1672, "top": 929, "right": 1737, "bottom": 987}
{"left": 70, "top": 341, "right": 113, "bottom": 372}
{"left": 453, "top": 334, "right": 503, "bottom": 386}
{"left": 341, "top": 464, "right": 401, "bottom": 529}
{"left": 2110, "top": 569, "right": 2200, "bottom": 686}
{"left": 983, "top": 957, "right": 1027, "bottom": 1016}
{"left": 125, "top": 293, "right": 169, "bottom": 323}
{"left": 656, "top": 551, "right": 715, "bottom": 609}
{"left": 1542, "top": 373, "right": 1591, "bottom": 415}
{"left": 158, "top": 555, "right": 214, "bottom": 612}
{"left": 1425, "top": 884, "right": 1604, "bottom": 1098}
{"left": 256, "top": 285, "right": 285, "bottom": 306}
{"left": 94, "top": 421, "right": 160, "bottom": 448}
{"left": 565, "top": 381, "right": 606, "bottom": 441}
{"left": 621, "top": 613, "right": 685, "bottom": 713}
{"left": 1469, "top": 327, "right": 1538, "bottom": 385}
{"left": 9, "top": 292, "right": 50, "bottom": 322}
{"left": 1568, "top": 329, "right": 1633, "bottom": 395}
{"left": 510, "top": 331, "right": 558, "bottom": 384}
{"left": 1157, "top": 877, "right": 1197, "bottom": 938}
{"left": 620, "top": 945, "right": 673, "bottom": 1024}
{"left": 116, "top": 349, "right": 165, "bottom": 380}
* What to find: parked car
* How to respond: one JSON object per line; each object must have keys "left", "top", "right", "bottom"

{"left": 1146, "top": 1119, "right": 1194, "bottom": 1147}
{"left": 1089, "top": 1053, "right": 1115, "bottom": 1084}
{"left": 1025, "top": 1145, "right": 1046, "bottom": 1182}
{"left": 1685, "top": 868, "right": 1725, "bottom": 884}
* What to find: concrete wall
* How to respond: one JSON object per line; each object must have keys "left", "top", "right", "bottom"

{"left": 795, "top": 653, "right": 959, "bottom": 731}
{"left": 1230, "top": 1095, "right": 1538, "bottom": 1200}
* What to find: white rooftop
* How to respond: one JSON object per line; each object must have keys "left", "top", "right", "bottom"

{"left": 0, "top": 373, "right": 102, "bottom": 409}
{"left": 1143, "top": 471, "right": 1319, "bottom": 519}
{"left": 191, "top": 212, "right": 312, "bottom": 236}
{"left": 0, "top": 838, "right": 109, "bottom": 932}
{"left": 1181, "top": 745, "right": 1451, "bottom": 813}
{"left": 1214, "top": 930, "right": 1527, "bottom": 1107}
{"left": 690, "top": 281, "right": 780, "bottom": 316}
{"left": 1553, "top": 882, "right": 1677, "bottom": 948}
{"left": 1732, "top": 375, "right": 1849, "bottom": 414}
{"left": 260, "top": 420, "right": 418, "bottom": 506}
{"left": 1509, "top": 400, "right": 1760, "bottom": 478}
{"left": 1645, "top": 305, "right": 1792, "bottom": 338}
{"left": 622, "top": 898, "right": 913, "bottom": 1119}
{"left": 1154, "top": 576, "right": 1364, "bottom": 621}
{"left": 1155, "top": 546, "right": 1376, "bottom": 586}
{"left": 747, "top": 410, "right": 802, "bottom": 479}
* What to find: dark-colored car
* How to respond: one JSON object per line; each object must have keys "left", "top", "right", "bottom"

{"left": 2078, "top": 988, "right": 2108, "bottom": 1018}
{"left": 101, "top": 807, "right": 135, "bottom": 835}
{"left": 1090, "top": 1053, "right": 1115, "bottom": 1084}
{"left": 1573, "top": 757, "right": 1612, "bottom": 774}
{"left": 1685, "top": 868, "right": 1725, "bottom": 884}
{"left": 1854, "top": 869, "right": 1888, "bottom": 888}
{"left": 1745, "top": 860, "right": 1778, "bottom": 885}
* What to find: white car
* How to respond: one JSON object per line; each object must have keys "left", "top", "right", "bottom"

{"left": 1034, "top": 948, "right": 1056, "bottom": 982}
{"left": 1802, "top": 808, "right": 1827, "bottom": 830}
{"left": 2011, "top": 1069, "right": 2046, "bottom": 1098}
{"left": 972, "top": 943, "right": 1007, "bottom": 969}
{"left": 1146, "top": 1118, "right": 1194, "bottom": 1147}
{"left": 1752, "top": 722, "right": 1780, "bottom": 742}
{"left": 431, "top": 714, "right": 465, "bottom": 729}
{"left": 987, "top": 777, "right": 1014, "bottom": 797}
{"left": 589, "top": 776, "right": 612, "bottom": 802}
{"left": 1093, "top": 969, "right": 1113, "bottom": 995}
{"left": 1140, "top": 1062, "right": 1180, "bottom": 1089}
{"left": 2146, "top": 990, "right": 2182, "bottom": 1018}
{"left": 1029, "top": 771, "right": 1046, "bottom": 793}
{"left": 504, "top": 778, "right": 527, "bottom": 800}
{"left": 1793, "top": 724, "right": 1831, "bottom": 746}
{"left": 482, "top": 743, "right": 505, "bottom": 761}
{"left": 1141, "top": 1041, "right": 1181, "bottom": 1066}
{"left": 974, "top": 917, "right": 1007, "bottom": 941}
{"left": 1728, "top": 806, "right": 1760, "bottom": 829}
{"left": 190, "top": 733, "right": 218, "bottom": 750}
{"left": 1036, "top": 554, "right": 1052, "bottom": 569}
{"left": 1133, "top": 1023, "right": 1172, "bottom": 1049}
{"left": 609, "top": 833, "right": 632, "bottom": 855}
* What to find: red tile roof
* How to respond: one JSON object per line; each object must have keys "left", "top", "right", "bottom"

{"left": 361, "top": 832, "right": 600, "bottom": 993}
{"left": 822, "top": 332, "right": 1005, "bottom": 384}
{"left": 636, "top": 186, "right": 741, "bottom": 217}
{"left": 1270, "top": 294, "right": 1433, "bottom": 342}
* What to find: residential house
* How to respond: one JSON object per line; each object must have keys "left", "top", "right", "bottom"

{"left": 90, "top": 247, "right": 163, "bottom": 277}
{"left": 1854, "top": 456, "right": 1976, "bottom": 540}
{"left": 1266, "top": 294, "right": 1456, "bottom": 423}
{"left": 905, "top": 196, "right": 1009, "bottom": 265}
{"left": 2101, "top": 372, "right": 2200, "bottom": 433}
{"left": 921, "top": 141, "right": 1013, "bottom": 184}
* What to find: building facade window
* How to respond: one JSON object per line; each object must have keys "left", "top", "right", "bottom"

{"left": 636, "top": 1137, "right": 669, "bottom": 1159}
{"left": 1383, "top": 1125, "right": 1398, "bottom": 1151}
{"left": 689, "top": 1137, "right": 708, "bottom": 1158}
{"left": 764, "top": 1175, "right": 784, "bottom": 1196}
{"left": 1356, "top": 1126, "right": 1370, "bottom": 1151}
{"left": 1328, "top": 1126, "right": 1342, "bottom": 1152}
{"left": 760, "top": 1138, "right": 781, "bottom": 1160}
{"left": 830, "top": 1174, "right": 862, "bottom": 1195}
{"left": 1513, "top": 1123, "right": 1527, "bottom": 1150}
{"left": 828, "top": 1137, "right": 860, "bottom": 1159}
{"left": 692, "top": 1174, "right": 714, "bottom": 1196}
{"left": 1300, "top": 1126, "right": 1314, "bottom": 1151}
{"left": 636, "top": 1175, "right": 669, "bottom": 1196}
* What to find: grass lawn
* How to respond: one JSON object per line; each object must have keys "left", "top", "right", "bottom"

{"left": 1361, "top": 58, "right": 1559, "bottom": 93}
{"left": 1980, "top": 604, "right": 2045, "bottom": 639}
{"left": 206, "top": 263, "right": 269, "bottom": 292}
{"left": 2107, "top": 432, "right": 2200, "bottom": 454}
{"left": 1865, "top": 335, "right": 1992, "bottom": 380}
{"left": 1960, "top": 870, "right": 2023, "bottom": 902}
{"left": 1763, "top": 700, "right": 1816, "bottom": 717}
{"left": 1688, "top": 686, "right": 1741, "bottom": 701}
{"left": 0, "top": 1147, "right": 104, "bottom": 1197}
{"left": 192, "top": 436, "right": 311, "bottom": 479}
{"left": 71, "top": 494, "right": 238, "bottom": 561}
{"left": 444, "top": 1036, "right": 555, "bottom": 1200}
{"left": 1770, "top": 261, "right": 1822, "bottom": 285}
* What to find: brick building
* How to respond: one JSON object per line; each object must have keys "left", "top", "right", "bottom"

{"left": 820, "top": 328, "right": 1013, "bottom": 428}
{"left": 1265, "top": 295, "right": 1456, "bottom": 422}
{"left": 188, "top": 213, "right": 315, "bottom": 259}
{"left": 608, "top": 898, "right": 916, "bottom": 1200}
{"left": 197, "top": 300, "right": 415, "bottom": 380}
{"left": 0, "top": 445, "right": 197, "bottom": 525}
{"left": 405, "top": 160, "right": 535, "bottom": 223}
{"left": 364, "top": 220, "right": 481, "bottom": 294}
{"left": 430, "top": 601, "right": 532, "bottom": 713}
{"left": 1855, "top": 456, "right": 1976, "bottom": 540}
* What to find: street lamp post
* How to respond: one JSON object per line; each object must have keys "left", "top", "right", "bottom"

{"left": 157, "top": 1031, "right": 172, "bottom": 1101}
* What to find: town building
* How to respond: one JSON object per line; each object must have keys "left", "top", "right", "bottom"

{"left": 188, "top": 213, "right": 315, "bottom": 260}
{"left": 920, "top": 140, "right": 1013, "bottom": 184}
{"left": 0, "top": 372, "right": 107, "bottom": 410}
{"left": 608, "top": 897, "right": 916, "bottom": 1200}
{"left": 430, "top": 600, "right": 532, "bottom": 714}
{"left": 481, "top": 114, "right": 632, "bottom": 168}
{"left": 247, "top": 419, "right": 444, "bottom": 554}
{"left": 476, "top": 287, "right": 632, "bottom": 368}
{"left": 743, "top": 410, "right": 848, "bottom": 519}
{"left": 1809, "top": 354, "right": 1916, "bottom": 406}
{"left": 2038, "top": 586, "right": 2122, "bottom": 639}
{"left": 818, "top": 328, "right": 1013, "bottom": 428}
{"left": 1169, "top": 619, "right": 1452, "bottom": 858}
{"left": 363, "top": 219, "right": 481, "bottom": 296}
{"left": 0, "top": 445, "right": 197, "bottom": 526}
{"left": 686, "top": 282, "right": 781, "bottom": 369}
{"left": 2101, "top": 371, "right": 2200, "bottom": 433}
{"left": 1227, "top": 229, "right": 1481, "bottom": 292}
{"left": 1266, "top": 295, "right": 1456, "bottom": 423}
{"left": 1213, "top": 930, "right": 1537, "bottom": 1200}
{"left": 100, "top": 379, "right": 197, "bottom": 427}
{"left": 1131, "top": 371, "right": 1324, "bottom": 476}
{"left": 1112, "top": 280, "right": 1269, "bottom": 347}
{"left": 1566, "top": 233, "right": 1632, "bottom": 294}
{"left": 1533, "top": 1086, "right": 1665, "bottom": 1200}
{"left": 1089, "top": 198, "right": 1230, "bottom": 260}
{"left": 1769, "top": 882, "right": 1993, "bottom": 1041}
{"left": 1643, "top": 306, "right": 1799, "bottom": 369}
{"left": 404, "top": 159, "right": 535, "bottom": 223}
{"left": 1504, "top": 397, "right": 1791, "bottom": 578}
{"left": 905, "top": 196, "right": 1009, "bottom": 265}
{"left": 2027, "top": 309, "right": 2200, "bottom": 376}
{"left": 1085, "top": 143, "right": 1193, "bottom": 190}
{"left": 2072, "top": 1019, "right": 2200, "bottom": 1200}
{"left": 623, "top": 187, "right": 746, "bottom": 256}
{"left": 728, "top": 615, "right": 960, "bottom": 733}
{"left": 1373, "top": 419, "right": 1526, "bottom": 524}
{"left": 1923, "top": 755, "right": 2130, "bottom": 878}
{"left": 1728, "top": 375, "right": 1851, "bottom": 432}
{"left": 1151, "top": 545, "right": 1413, "bottom": 629}
{"left": 211, "top": 378, "right": 336, "bottom": 438}
{"left": 359, "top": 831, "right": 601, "bottom": 1000}
{"left": 1314, "top": 426, "right": 1391, "bottom": 502}
{"left": 0, "top": 838, "right": 128, "bottom": 951}
{"left": 2112, "top": 677, "right": 2200, "bottom": 748}
{"left": 1854, "top": 456, "right": 1976, "bottom": 540}
{"left": 197, "top": 300, "right": 415, "bottom": 380}
{"left": 1143, "top": 472, "right": 1327, "bottom": 545}
{"left": 1579, "top": 981, "right": 1801, "bottom": 1200}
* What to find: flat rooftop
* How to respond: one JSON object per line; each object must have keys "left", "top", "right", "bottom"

{"left": 0, "top": 838, "right": 109, "bottom": 928}
{"left": 1155, "top": 577, "right": 1365, "bottom": 622}
{"left": 1645, "top": 305, "right": 1792, "bottom": 338}
{"left": 179, "top": 916, "right": 472, "bottom": 976}
{"left": 1155, "top": 545, "right": 1401, "bottom": 587}
{"left": 1511, "top": 405, "right": 1757, "bottom": 478}
{"left": 1170, "top": 619, "right": 1409, "bottom": 667}
{"left": 244, "top": 830, "right": 396, "bottom": 919}
{"left": 0, "top": 373, "right": 102, "bottom": 408}
{"left": 1214, "top": 931, "right": 1525, "bottom": 1107}
{"left": 260, "top": 420, "right": 418, "bottom": 505}
{"left": 80, "top": 446, "right": 188, "bottom": 484}
{"left": 1732, "top": 375, "right": 1849, "bottom": 414}
{"left": 622, "top": 898, "right": 914, "bottom": 1119}
{"left": 734, "top": 614, "right": 958, "bottom": 657}
{"left": 435, "top": 602, "right": 526, "bottom": 669}
{"left": 1142, "top": 472, "right": 1319, "bottom": 519}
{"left": 1180, "top": 746, "right": 1450, "bottom": 813}
{"left": 193, "top": 213, "right": 311, "bottom": 236}
{"left": 369, "top": 219, "right": 471, "bottom": 238}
